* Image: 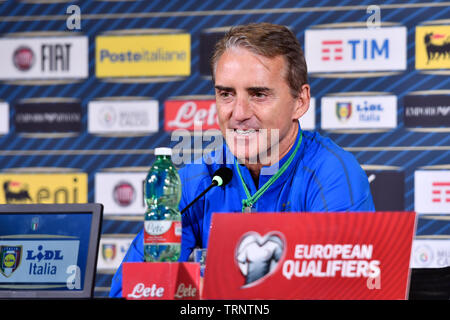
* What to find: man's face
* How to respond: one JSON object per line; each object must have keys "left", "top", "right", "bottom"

{"left": 214, "top": 47, "right": 309, "bottom": 165}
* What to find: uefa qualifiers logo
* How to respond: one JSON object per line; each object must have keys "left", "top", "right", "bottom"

{"left": 235, "top": 231, "right": 285, "bottom": 288}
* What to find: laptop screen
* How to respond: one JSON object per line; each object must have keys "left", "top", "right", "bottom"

{"left": 0, "top": 203, "right": 103, "bottom": 299}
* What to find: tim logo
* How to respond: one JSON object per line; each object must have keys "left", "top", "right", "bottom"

{"left": 336, "top": 102, "right": 352, "bottom": 121}
{"left": 0, "top": 246, "right": 22, "bottom": 277}
{"left": 3, "top": 181, "right": 32, "bottom": 203}
{"left": 424, "top": 32, "right": 450, "bottom": 64}
{"left": 235, "top": 232, "right": 285, "bottom": 287}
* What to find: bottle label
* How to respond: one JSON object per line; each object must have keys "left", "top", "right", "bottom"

{"left": 144, "top": 220, "right": 181, "bottom": 244}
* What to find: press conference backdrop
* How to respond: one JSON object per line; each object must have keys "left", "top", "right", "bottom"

{"left": 0, "top": 0, "right": 449, "bottom": 297}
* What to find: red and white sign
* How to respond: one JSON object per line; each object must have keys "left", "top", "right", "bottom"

{"left": 164, "top": 97, "right": 219, "bottom": 131}
{"left": 122, "top": 262, "right": 201, "bottom": 300}
{"left": 415, "top": 170, "right": 450, "bottom": 214}
{"left": 203, "top": 212, "right": 416, "bottom": 300}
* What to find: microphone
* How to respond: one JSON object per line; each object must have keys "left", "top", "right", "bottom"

{"left": 180, "top": 167, "right": 233, "bottom": 215}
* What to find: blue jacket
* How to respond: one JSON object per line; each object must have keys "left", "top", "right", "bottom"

{"left": 109, "top": 127, "right": 375, "bottom": 297}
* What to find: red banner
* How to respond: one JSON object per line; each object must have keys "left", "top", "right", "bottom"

{"left": 122, "top": 262, "right": 201, "bottom": 300}
{"left": 202, "top": 212, "right": 416, "bottom": 300}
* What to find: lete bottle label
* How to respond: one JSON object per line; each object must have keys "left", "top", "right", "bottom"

{"left": 144, "top": 220, "right": 182, "bottom": 244}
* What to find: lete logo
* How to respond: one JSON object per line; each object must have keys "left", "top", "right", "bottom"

{"left": 165, "top": 99, "right": 219, "bottom": 131}
{"left": 235, "top": 231, "right": 285, "bottom": 287}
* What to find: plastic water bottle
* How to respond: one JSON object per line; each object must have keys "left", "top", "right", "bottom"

{"left": 143, "top": 147, "right": 182, "bottom": 262}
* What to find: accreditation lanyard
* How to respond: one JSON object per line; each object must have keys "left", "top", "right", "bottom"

{"left": 234, "top": 131, "right": 303, "bottom": 213}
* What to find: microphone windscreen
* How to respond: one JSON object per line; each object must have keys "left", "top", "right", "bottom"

{"left": 212, "top": 167, "right": 233, "bottom": 186}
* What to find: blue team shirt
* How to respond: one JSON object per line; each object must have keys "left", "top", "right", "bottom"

{"left": 109, "top": 127, "right": 375, "bottom": 297}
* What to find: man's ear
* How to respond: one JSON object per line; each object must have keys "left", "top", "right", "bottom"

{"left": 293, "top": 84, "right": 311, "bottom": 120}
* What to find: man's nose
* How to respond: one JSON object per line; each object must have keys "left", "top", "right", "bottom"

{"left": 232, "top": 95, "right": 252, "bottom": 122}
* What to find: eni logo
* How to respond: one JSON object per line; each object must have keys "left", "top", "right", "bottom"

{"left": 235, "top": 232, "right": 285, "bottom": 287}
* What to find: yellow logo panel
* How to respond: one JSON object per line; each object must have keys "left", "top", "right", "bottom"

{"left": 0, "top": 173, "right": 87, "bottom": 204}
{"left": 416, "top": 25, "right": 450, "bottom": 70}
{"left": 96, "top": 34, "right": 191, "bottom": 77}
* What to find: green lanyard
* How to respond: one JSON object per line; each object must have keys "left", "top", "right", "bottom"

{"left": 234, "top": 131, "right": 303, "bottom": 212}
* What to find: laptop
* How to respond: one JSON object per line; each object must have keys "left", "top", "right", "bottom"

{"left": 202, "top": 211, "right": 416, "bottom": 300}
{"left": 0, "top": 203, "right": 103, "bottom": 299}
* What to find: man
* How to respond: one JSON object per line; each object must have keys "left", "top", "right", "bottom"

{"left": 109, "top": 23, "right": 374, "bottom": 298}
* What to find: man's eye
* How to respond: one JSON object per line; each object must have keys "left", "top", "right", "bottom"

{"left": 219, "top": 91, "right": 232, "bottom": 98}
